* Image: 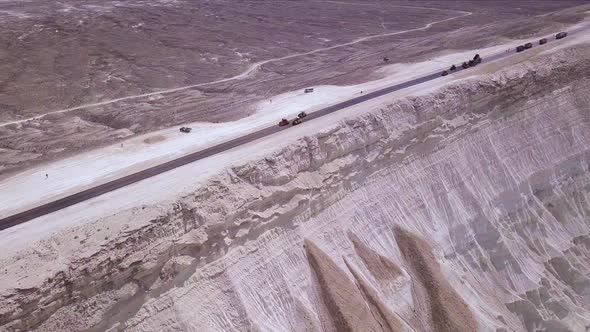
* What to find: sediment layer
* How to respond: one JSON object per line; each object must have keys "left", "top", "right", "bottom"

{"left": 1, "top": 43, "right": 590, "bottom": 331}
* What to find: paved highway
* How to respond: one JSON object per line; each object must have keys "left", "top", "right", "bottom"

{"left": 0, "top": 28, "right": 584, "bottom": 230}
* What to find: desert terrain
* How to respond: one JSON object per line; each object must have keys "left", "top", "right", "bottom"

{"left": 0, "top": 0, "right": 588, "bottom": 176}
{"left": 1, "top": 1, "right": 590, "bottom": 331}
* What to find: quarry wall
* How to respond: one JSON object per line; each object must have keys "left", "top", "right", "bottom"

{"left": 1, "top": 44, "right": 590, "bottom": 331}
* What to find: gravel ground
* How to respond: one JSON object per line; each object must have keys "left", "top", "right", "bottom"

{"left": 2, "top": 37, "right": 590, "bottom": 331}
{"left": 0, "top": 1, "right": 588, "bottom": 176}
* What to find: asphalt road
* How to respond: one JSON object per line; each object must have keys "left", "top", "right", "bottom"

{"left": 0, "top": 28, "right": 584, "bottom": 231}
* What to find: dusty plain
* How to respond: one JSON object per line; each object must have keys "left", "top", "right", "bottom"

{"left": 1, "top": 1, "right": 590, "bottom": 332}
{"left": 0, "top": 0, "right": 588, "bottom": 176}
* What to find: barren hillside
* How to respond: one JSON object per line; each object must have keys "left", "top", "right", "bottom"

{"left": 1, "top": 36, "right": 589, "bottom": 331}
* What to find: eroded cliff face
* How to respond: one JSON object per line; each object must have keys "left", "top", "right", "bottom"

{"left": 1, "top": 44, "right": 590, "bottom": 332}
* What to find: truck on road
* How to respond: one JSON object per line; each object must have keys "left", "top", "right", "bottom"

{"left": 556, "top": 32, "right": 568, "bottom": 39}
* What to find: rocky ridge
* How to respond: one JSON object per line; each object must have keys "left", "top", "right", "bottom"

{"left": 1, "top": 44, "right": 590, "bottom": 331}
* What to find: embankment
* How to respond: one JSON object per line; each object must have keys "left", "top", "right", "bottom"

{"left": 1, "top": 43, "right": 590, "bottom": 331}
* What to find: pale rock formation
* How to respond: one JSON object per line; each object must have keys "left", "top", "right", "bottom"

{"left": 1, "top": 43, "right": 590, "bottom": 331}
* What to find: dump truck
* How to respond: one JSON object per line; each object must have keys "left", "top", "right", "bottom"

{"left": 556, "top": 32, "right": 567, "bottom": 39}
{"left": 539, "top": 38, "right": 547, "bottom": 45}
{"left": 297, "top": 111, "right": 307, "bottom": 119}
{"left": 304, "top": 88, "right": 314, "bottom": 93}
{"left": 278, "top": 118, "right": 289, "bottom": 126}
{"left": 525, "top": 42, "right": 533, "bottom": 49}
{"left": 292, "top": 118, "right": 302, "bottom": 126}
{"left": 179, "top": 127, "right": 192, "bottom": 133}
{"left": 473, "top": 54, "right": 481, "bottom": 64}
{"left": 516, "top": 45, "right": 525, "bottom": 52}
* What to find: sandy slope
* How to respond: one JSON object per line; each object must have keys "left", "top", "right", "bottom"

{"left": 1, "top": 24, "right": 590, "bottom": 331}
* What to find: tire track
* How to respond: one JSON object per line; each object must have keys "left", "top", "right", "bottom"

{"left": 0, "top": 6, "right": 472, "bottom": 127}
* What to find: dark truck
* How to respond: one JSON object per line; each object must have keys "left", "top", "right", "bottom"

{"left": 516, "top": 45, "right": 525, "bottom": 52}
{"left": 539, "top": 38, "right": 547, "bottom": 45}
{"left": 524, "top": 42, "right": 533, "bottom": 49}
{"left": 556, "top": 32, "right": 568, "bottom": 39}
{"left": 304, "top": 88, "right": 314, "bottom": 93}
